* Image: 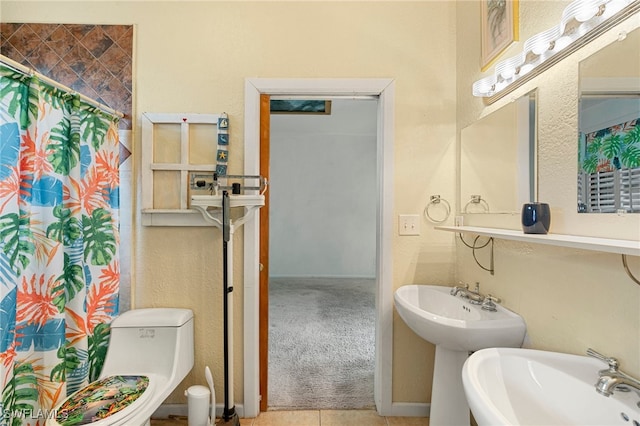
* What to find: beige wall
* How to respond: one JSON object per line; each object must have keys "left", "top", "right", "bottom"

{"left": 2, "top": 0, "right": 458, "bottom": 407}
{"left": 456, "top": 0, "right": 640, "bottom": 378}
{"left": 4, "top": 0, "right": 638, "bottom": 414}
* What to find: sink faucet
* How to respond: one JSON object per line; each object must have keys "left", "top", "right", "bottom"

{"left": 587, "top": 348, "right": 640, "bottom": 397}
{"left": 450, "top": 282, "right": 469, "bottom": 297}
{"left": 450, "top": 282, "right": 485, "bottom": 304}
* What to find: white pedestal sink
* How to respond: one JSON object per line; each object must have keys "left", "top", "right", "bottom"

{"left": 463, "top": 348, "right": 640, "bottom": 426}
{"left": 394, "top": 285, "right": 526, "bottom": 426}
{"left": 191, "top": 193, "right": 264, "bottom": 424}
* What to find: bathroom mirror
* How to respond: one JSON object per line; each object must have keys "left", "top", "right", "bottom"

{"left": 578, "top": 27, "right": 640, "bottom": 213}
{"left": 460, "top": 90, "right": 537, "bottom": 214}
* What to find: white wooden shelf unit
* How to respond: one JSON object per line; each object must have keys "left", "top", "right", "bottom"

{"left": 141, "top": 112, "right": 223, "bottom": 226}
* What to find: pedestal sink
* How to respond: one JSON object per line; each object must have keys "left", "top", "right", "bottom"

{"left": 462, "top": 348, "right": 640, "bottom": 426}
{"left": 394, "top": 285, "right": 526, "bottom": 426}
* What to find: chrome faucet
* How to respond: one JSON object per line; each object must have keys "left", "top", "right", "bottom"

{"left": 450, "top": 282, "right": 490, "bottom": 305}
{"left": 450, "top": 282, "right": 469, "bottom": 297}
{"left": 587, "top": 348, "right": 640, "bottom": 397}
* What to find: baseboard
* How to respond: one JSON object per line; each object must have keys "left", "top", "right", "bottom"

{"left": 154, "top": 402, "right": 428, "bottom": 419}
{"left": 387, "top": 402, "right": 430, "bottom": 417}
{"left": 269, "top": 275, "right": 376, "bottom": 280}
{"left": 152, "top": 403, "right": 245, "bottom": 419}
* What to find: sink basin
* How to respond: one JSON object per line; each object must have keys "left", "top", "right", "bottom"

{"left": 394, "top": 285, "right": 527, "bottom": 426}
{"left": 394, "top": 285, "right": 526, "bottom": 351}
{"left": 190, "top": 194, "right": 264, "bottom": 227}
{"left": 462, "top": 348, "right": 640, "bottom": 426}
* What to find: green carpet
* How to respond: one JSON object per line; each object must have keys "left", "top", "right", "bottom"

{"left": 268, "top": 277, "right": 376, "bottom": 410}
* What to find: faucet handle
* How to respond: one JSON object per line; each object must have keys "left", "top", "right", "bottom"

{"left": 587, "top": 348, "right": 619, "bottom": 371}
{"left": 481, "top": 294, "right": 499, "bottom": 312}
{"left": 484, "top": 294, "right": 501, "bottom": 303}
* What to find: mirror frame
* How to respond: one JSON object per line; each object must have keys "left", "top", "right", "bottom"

{"left": 460, "top": 89, "right": 538, "bottom": 215}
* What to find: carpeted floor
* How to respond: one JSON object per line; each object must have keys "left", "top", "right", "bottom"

{"left": 268, "top": 277, "right": 376, "bottom": 410}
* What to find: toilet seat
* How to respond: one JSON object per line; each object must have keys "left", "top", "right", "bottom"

{"left": 48, "top": 374, "right": 158, "bottom": 426}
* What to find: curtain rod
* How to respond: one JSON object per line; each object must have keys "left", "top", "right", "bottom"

{"left": 0, "top": 54, "right": 124, "bottom": 119}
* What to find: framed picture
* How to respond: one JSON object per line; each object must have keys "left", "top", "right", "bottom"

{"left": 481, "top": 0, "right": 519, "bottom": 70}
{"left": 270, "top": 100, "right": 332, "bottom": 115}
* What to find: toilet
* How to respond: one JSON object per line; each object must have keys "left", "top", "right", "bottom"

{"left": 47, "top": 308, "right": 194, "bottom": 426}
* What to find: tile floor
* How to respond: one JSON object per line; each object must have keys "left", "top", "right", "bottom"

{"left": 150, "top": 410, "right": 429, "bottom": 426}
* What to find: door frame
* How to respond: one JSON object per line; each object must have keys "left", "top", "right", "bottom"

{"left": 242, "top": 78, "right": 395, "bottom": 418}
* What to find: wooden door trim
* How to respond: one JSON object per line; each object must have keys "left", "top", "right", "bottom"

{"left": 258, "top": 94, "right": 270, "bottom": 412}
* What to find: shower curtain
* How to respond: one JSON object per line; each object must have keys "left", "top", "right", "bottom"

{"left": 0, "top": 64, "right": 121, "bottom": 425}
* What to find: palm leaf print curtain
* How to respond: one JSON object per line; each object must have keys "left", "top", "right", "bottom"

{"left": 0, "top": 64, "right": 120, "bottom": 425}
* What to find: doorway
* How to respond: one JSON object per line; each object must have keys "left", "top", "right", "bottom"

{"left": 267, "top": 98, "right": 377, "bottom": 409}
{"left": 242, "top": 78, "right": 395, "bottom": 418}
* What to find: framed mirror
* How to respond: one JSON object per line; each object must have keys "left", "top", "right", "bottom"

{"left": 578, "top": 27, "right": 640, "bottom": 213}
{"left": 460, "top": 90, "right": 537, "bottom": 214}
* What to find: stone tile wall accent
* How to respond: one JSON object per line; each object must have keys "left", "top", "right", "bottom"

{"left": 1, "top": 23, "right": 133, "bottom": 134}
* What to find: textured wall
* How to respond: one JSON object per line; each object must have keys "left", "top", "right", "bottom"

{"left": 5, "top": 0, "right": 638, "bottom": 414}
{"left": 2, "top": 1, "right": 458, "bottom": 408}
{"left": 456, "top": 0, "right": 640, "bottom": 377}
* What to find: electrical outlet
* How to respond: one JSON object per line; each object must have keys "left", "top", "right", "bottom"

{"left": 398, "top": 214, "right": 420, "bottom": 236}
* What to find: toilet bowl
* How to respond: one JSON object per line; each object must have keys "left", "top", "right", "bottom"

{"left": 47, "top": 308, "right": 194, "bottom": 426}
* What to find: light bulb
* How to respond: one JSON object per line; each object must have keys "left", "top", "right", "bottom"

{"left": 575, "top": 6, "right": 599, "bottom": 21}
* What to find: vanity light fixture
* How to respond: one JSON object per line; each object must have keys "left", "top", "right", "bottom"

{"left": 473, "top": 0, "right": 640, "bottom": 101}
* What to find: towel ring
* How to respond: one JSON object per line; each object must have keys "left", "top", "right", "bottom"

{"left": 424, "top": 195, "right": 451, "bottom": 223}
{"left": 463, "top": 195, "right": 490, "bottom": 213}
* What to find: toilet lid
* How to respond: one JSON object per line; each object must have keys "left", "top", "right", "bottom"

{"left": 53, "top": 375, "right": 153, "bottom": 425}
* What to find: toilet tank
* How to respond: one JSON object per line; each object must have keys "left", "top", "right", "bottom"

{"left": 100, "top": 308, "right": 194, "bottom": 381}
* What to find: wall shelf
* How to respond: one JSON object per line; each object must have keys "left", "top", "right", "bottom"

{"left": 141, "top": 112, "right": 227, "bottom": 227}
{"left": 435, "top": 226, "right": 640, "bottom": 256}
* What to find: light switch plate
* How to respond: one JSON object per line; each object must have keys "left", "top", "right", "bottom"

{"left": 398, "top": 214, "right": 420, "bottom": 236}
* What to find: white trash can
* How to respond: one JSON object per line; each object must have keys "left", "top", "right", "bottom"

{"left": 185, "top": 385, "right": 211, "bottom": 426}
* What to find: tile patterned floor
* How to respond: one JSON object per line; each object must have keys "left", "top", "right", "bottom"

{"left": 150, "top": 410, "right": 429, "bottom": 426}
